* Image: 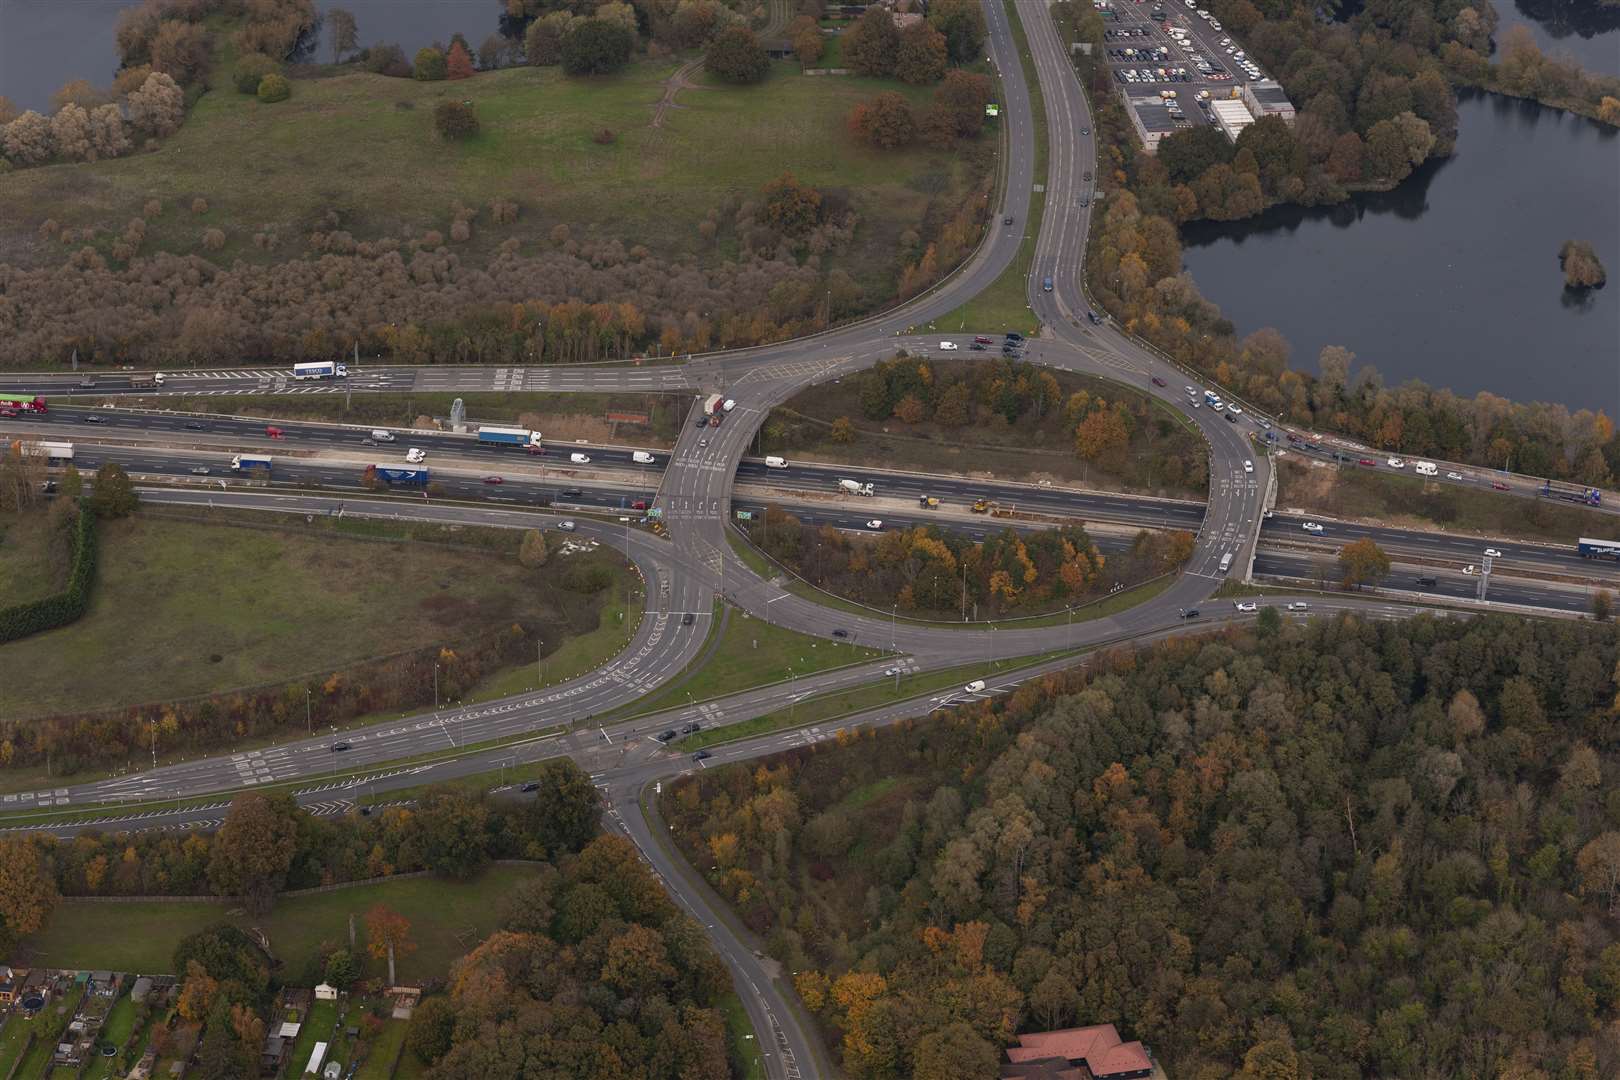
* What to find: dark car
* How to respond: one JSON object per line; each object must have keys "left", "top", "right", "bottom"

{"left": 1083, "top": 171, "right": 1093, "bottom": 181}
{"left": 1081, "top": 126, "right": 1090, "bottom": 135}
{"left": 1042, "top": 276, "right": 1054, "bottom": 292}
{"left": 692, "top": 750, "right": 712, "bottom": 762}
{"left": 682, "top": 613, "right": 695, "bottom": 626}
{"left": 184, "top": 421, "right": 205, "bottom": 430}
{"left": 832, "top": 628, "right": 849, "bottom": 638}
{"left": 1182, "top": 609, "right": 1200, "bottom": 619}
{"left": 1414, "top": 576, "right": 1437, "bottom": 588}
{"left": 656, "top": 730, "right": 677, "bottom": 743}
{"left": 680, "top": 722, "right": 701, "bottom": 734}
{"left": 520, "top": 781, "right": 541, "bottom": 792}
{"left": 41, "top": 480, "right": 57, "bottom": 494}
{"left": 1225, "top": 412, "right": 1238, "bottom": 422}
{"left": 562, "top": 487, "right": 583, "bottom": 498}
{"left": 1151, "top": 376, "right": 1167, "bottom": 387}
{"left": 1002, "top": 215, "right": 1014, "bottom": 225}
{"left": 969, "top": 342, "right": 987, "bottom": 351}
{"left": 1005, "top": 332, "right": 1024, "bottom": 342}
{"left": 1087, "top": 310, "right": 1104, "bottom": 325}
{"left": 331, "top": 741, "right": 352, "bottom": 752}
{"left": 695, "top": 417, "right": 710, "bottom": 428}
{"left": 82, "top": 414, "right": 105, "bottom": 423}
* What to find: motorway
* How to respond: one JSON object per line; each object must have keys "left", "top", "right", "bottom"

{"left": 0, "top": 3, "right": 1606, "bottom": 1076}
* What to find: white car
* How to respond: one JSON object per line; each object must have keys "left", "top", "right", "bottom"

{"left": 569, "top": 452, "right": 591, "bottom": 464}
{"left": 1243, "top": 459, "right": 1253, "bottom": 474}
{"left": 884, "top": 667, "right": 902, "bottom": 677}
{"left": 1386, "top": 457, "right": 1405, "bottom": 468}
{"left": 1228, "top": 404, "right": 1243, "bottom": 416}
{"left": 865, "top": 519, "right": 884, "bottom": 530}
{"left": 1234, "top": 601, "right": 1258, "bottom": 612}
{"left": 939, "top": 341, "right": 959, "bottom": 351}
{"left": 1191, "top": 400, "right": 1201, "bottom": 408}
{"left": 964, "top": 680, "right": 987, "bottom": 693}
{"left": 1286, "top": 601, "right": 1309, "bottom": 611}
{"left": 1483, "top": 547, "right": 1503, "bottom": 558}
{"left": 557, "top": 520, "right": 576, "bottom": 531}
{"left": 1185, "top": 386, "right": 1197, "bottom": 397}
{"left": 405, "top": 447, "right": 426, "bottom": 463}
{"left": 1446, "top": 471, "right": 1464, "bottom": 481}
{"left": 1302, "top": 521, "right": 1324, "bottom": 532}
{"left": 1220, "top": 37, "right": 1230, "bottom": 44}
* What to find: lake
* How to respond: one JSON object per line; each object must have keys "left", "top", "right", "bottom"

{"left": 1495, "top": 0, "right": 1620, "bottom": 78}
{"left": 1180, "top": 92, "right": 1620, "bottom": 417}
{"left": 0, "top": 0, "right": 514, "bottom": 113}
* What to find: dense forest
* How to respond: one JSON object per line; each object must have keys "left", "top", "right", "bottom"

{"left": 745, "top": 507, "right": 1193, "bottom": 617}
{"left": 665, "top": 614, "right": 1620, "bottom": 1077}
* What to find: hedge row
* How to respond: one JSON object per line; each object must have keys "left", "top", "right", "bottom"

{"left": 0, "top": 505, "right": 97, "bottom": 642}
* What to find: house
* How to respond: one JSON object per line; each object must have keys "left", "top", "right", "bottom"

{"left": 1003, "top": 1024, "right": 1157, "bottom": 1080}
{"left": 0, "top": 970, "right": 19, "bottom": 1005}
{"left": 313, "top": 983, "right": 338, "bottom": 1002}
{"left": 261, "top": 1033, "right": 290, "bottom": 1073}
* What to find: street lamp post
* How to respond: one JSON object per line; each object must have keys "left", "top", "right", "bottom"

{"left": 305, "top": 687, "right": 312, "bottom": 734}
{"left": 891, "top": 603, "right": 897, "bottom": 652}
{"left": 433, "top": 662, "right": 440, "bottom": 712}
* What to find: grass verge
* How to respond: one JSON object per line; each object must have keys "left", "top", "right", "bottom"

{"left": 719, "top": 992, "right": 768, "bottom": 1080}
{"left": 933, "top": 0, "right": 1049, "bottom": 334}
{"left": 20, "top": 864, "right": 541, "bottom": 978}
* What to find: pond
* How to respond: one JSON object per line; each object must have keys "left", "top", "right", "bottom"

{"left": 1180, "top": 92, "right": 1620, "bottom": 416}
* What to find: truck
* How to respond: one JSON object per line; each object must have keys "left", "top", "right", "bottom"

{"left": 704, "top": 394, "right": 724, "bottom": 416}
{"left": 1414, "top": 461, "right": 1438, "bottom": 476}
{"left": 231, "top": 453, "right": 271, "bottom": 472}
{"left": 838, "top": 478, "right": 874, "bottom": 497}
{"left": 918, "top": 495, "right": 940, "bottom": 509}
{"left": 765, "top": 456, "right": 787, "bottom": 469}
{"left": 374, "top": 465, "right": 429, "bottom": 486}
{"left": 12, "top": 440, "right": 73, "bottom": 461}
{"left": 970, "top": 498, "right": 990, "bottom": 514}
{"left": 1542, "top": 480, "right": 1602, "bottom": 506}
{"left": 477, "top": 426, "right": 542, "bottom": 448}
{"left": 129, "top": 373, "right": 165, "bottom": 389}
{"left": 292, "top": 361, "right": 348, "bottom": 381}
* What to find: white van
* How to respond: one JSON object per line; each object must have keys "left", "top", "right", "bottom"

{"left": 632, "top": 450, "right": 656, "bottom": 465}
{"left": 1218, "top": 552, "right": 1234, "bottom": 574}
{"left": 1414, "top": 461, "right": 1438, "bottom": 476}
{"left": 370, "top": 429, "right": 396, "bottom": 442}
{"left": 405, "top": 447, "right": 426, "bottom": 463}
{"left": 964, "top": 680, "right": 987, "bottom": 694}
{"left": 765, "top": 456, "right": 787, "bottom": 469}
{"left": 569, "top": 452, "right": 591, "bottom": 465}
{"left": 939, "top": 341, "right": 959, "bottom": 351}
{"left": 722, "top": 399, "right": 736, "bottom": 412}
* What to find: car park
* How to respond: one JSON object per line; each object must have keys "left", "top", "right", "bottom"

{"left": 1302, "top": 522, "right": 1324, "bottom": 532}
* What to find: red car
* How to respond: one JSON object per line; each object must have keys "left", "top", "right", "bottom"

{"left": 1358, "top": 458, "right": 1376, "bottom": 466}
{"left": 631, "top": 500, "right": 648, "bottom": 510}
{"left": 1491, "top": 481, "right": 1510, "bottom": 491}
{"left": 525, "top": 445, "right": 544, "bottom": 455}
{"left": 483, "top": 475, "right": 504, "bottom": 484}
{"left": 973, "top": 335, "right": 994, "bottom": 344}
{"left": 1151, "top": 376, "right": 1167, "bottom": 387}
{"left": 265, "top": 425, "right": 284, "bottom": 438}
{"left": 0, "top": 408, "right": 17, "bottom": 418}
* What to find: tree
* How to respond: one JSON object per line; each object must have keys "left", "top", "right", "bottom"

{"left": 794, "top": 25, "right": 824, "bottom": 66}
{"left": 234, "top": 53, "right": 280, "bottom": 94}
{"left": 1075, "top": 408, "right": 1129, "bottom": 465}
{"left": 524, "top": 758, "right": 601, "bottom": 856}
{"left": 912, "top": 1022, "right": 999, "bottom": 1080}
{"left": 934, "top": 70, "right": 992, "bottom": 137}
{"left": 207, "top": 793, "right": 299, "bottom": 913}
{"left": 405, "top": 996, "right": 455, "bottom": 1064}
{"left": 1337, "top": 537, "right": 1390, "bottom": 588}
{"left": 2, "top": 110, "right": 54, "bottom": 166}
{"left": 323, "top": 948, "right": 356, "bottom": 988}
{"left": 90, "top": 461, "right": 139, "bottom": 518}
{"left": 706, "top": 25, "right": 769, "bottom": 84}
{"left": 1594, "top": 589, "right": 1613, "bottom": 622}
{"left": 434, "top": 100, "right": 479, "bottom": 140}
{"left": 60, "top": 463, "right": 83, "bottom": 499}
{"left": 478, "top": 34, "right": 506, "bottom": 71}
{"left": 256, "top": 73, "right": 290, "bottom": 103}
{"left": 414, "top": 46, "right": 447, "bottom": 81}
{"left": 1158, "top": 125, "right": 1234, "bottom": 185}
{"left": 1560, "top": 240, "right": 1607, "bottom": 290}
{"left": 844, "top": 7, "right": 899, "bottom": 77}
{"left": 519, "top": 528, "right": 548, "bottom": 568}
{"left": 1256, "top": 605, "right": 1282, "bottom": 637}
{"left": 1576, "top": 833, "right": 1620, "bottom": 915}
{"left": 127, "top": 70, "right": 185, "bottom": 137}
{"left": 0, "top": 838, "right": 58, "bottom": 952}
{"left": 561, "top": 19, "right": 633, "bottom": 76}
{"left": 848, "top": 92, "right": 916, "bottom": 149}
{"left": 365, "top": 904, "right": 417, "bottom": 984}
{"left": 830, "top": 417, "right": 855, "bottom": 443}
{"left": 524, "top": 12, "right": 571, "bottom": 66}
{"left": 50, "top": 104, "right": 92, "bottom": 162}
{"left": 446, "top": 41, "right": 475, "bottom": 80}
{"left": 894, "top": 21, "right": 948, "bottom": 85}
{"left": 761, "top": 172, "right": 822, "bottom": 238}
{"left": 407, "top": 788, "right": 491, "bottom": 878}
{"left": 327, "top": 7, "right": 358, "bottom": 64}
{"left": 928, "top": 0, "right": 987, "bottom": 63}
{"left": 87, "top": 104, "right": 131, "bottom": 159}
{"left": 149, "top": 20, "right": 210, "bottom": 85}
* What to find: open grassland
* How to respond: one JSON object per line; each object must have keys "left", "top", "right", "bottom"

{"left": 1, "top": 59, "right": 979, "bottom": 297}
{"left": 0, "top": 510, "right": 64, "bottom": 606}
{"left": 21, "top": 864, "right": 540, "bottom": 979}
{"left": 0, "top": 512, "right": 616, "bottom": 717}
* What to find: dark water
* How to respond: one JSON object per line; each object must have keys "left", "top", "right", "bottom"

{"left": 1180, "top": 93, "right": 1620, "bottom": 417}
{"left": 1494, "top": 0, "right": 1620, "bottom": 77}
{"left": 0, "top": 0, "right": 511, "bottom": 112}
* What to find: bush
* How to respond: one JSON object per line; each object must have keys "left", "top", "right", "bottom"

{"left": 705, "top": 25, "right": 769, "bottom": 84}
{"left": 0, "top": 506, "right": 97, "bottom": 644}
{"left": 233, "top": 53, "right": 280, "bottom": 94}
{"left": 255, "top": 73, "right": 290, "bottom": 103}
{"left": 434, "top": 100, "right": 479, "bottom": 140}
{"left": 561, "top": 19, "right": 633, "bottom": 76}
{"left": 365, "top": 43, "right": 409, "bottom": 77}
{"left": 414, "top": 47, "right": 448, "bottom": 81}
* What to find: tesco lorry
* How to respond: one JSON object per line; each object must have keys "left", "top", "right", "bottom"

{"left": 838, "top": 478, "right": 874, "bottom": 496}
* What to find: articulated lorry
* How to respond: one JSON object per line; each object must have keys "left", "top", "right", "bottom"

{"left": 292, "top": 361, "right": 348, "bottom": 380}
{"left": 231, "top": 454, "right": 271, "bottom": 472}
{"left": 129, "top": 373, "right": 165, "bottom": 389}
{"left": 10, "top": 440, "right": 73, "bottom": 461}
{"left": 374, "top": 465, "right": 429, "bottom": 486}
{"left": 838, "top": 478, "right": 874, "bottom": 496}
{"left": 477, "top": 426, "right": 543, "bottom": 449}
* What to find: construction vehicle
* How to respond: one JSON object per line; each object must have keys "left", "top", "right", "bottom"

{"left": 970, "top": 498, "right": 990, "bottom": 514}
{"left": 918, "top": 495, "right": 940, "bottom": 509}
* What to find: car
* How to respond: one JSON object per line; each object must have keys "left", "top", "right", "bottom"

{"left": 939, "top": 340, "right": 960, "bottom": 351}
{"left": 832, "top": 628, "right": 849, "bottom": 638}
{"left": 1003, "top": 215, "right": 1014, "bottom": 225}
{"left": 1042, "top": 276, "right": 1054, "bottom": 291}
{"left": 1358, "top": 458, "right": 1377, "bottom": 467}
{"left": 331, "top": 741, "right": 352, "bottom": 752}
{"left": 0, "top": 408, "right": 16, "bottom": 418}
{"left": 183, "top": 420, "right": 205, "bottom": 430}
{"left": 483, "top": 475, "right": 504, "bottom": 484}
{"left": 1227, "top": 404, "right": 1243, "bottom": 416}
{"left": 41, "top": 480, "right": 57, "bottom": 494}
{"left": 681, "top": 722, "right": 702, "bottom": 734}
{"left": 1151, "top": 376, "right": 1167, "bottom": 387}
{"left": 1181, "top": 608, "right": 1200, "bottom": 619}
{"left": 1083, "top": 171, "right": 1093, "bottom": 181}
{"left": 862, "top": 519, "right": 885, "bottom": 531}
{"left": 1285, "top": 601, "right": 1309, "bottom": 611}
{"left": 1243, "top": 459, "right": 1253, "bottom": 473}
{"left": 884, "top": 667, "right": 902, "bottom": 677}
{"left": 520, "top": 781, "right": 540, "bottom": 792}
{"left": 1234, "top": 601, "right": 1258, "bottom": 612}
{"left": 82, "top": 414, "right": 105, "bottom": 423}
{"left": 562, "top": 487, "right": 583, "bottom": 497}
{"left": 1263, "top": 509, "right": 1274, "bottom": 519}
{"left": 692, "top": 750, "right": 711, "bottom": 762}
{"left": 631, "top": 500, "right": 648, "bottom": 510}
{"left": 1491, "top": 481, "right": 1510, "bottom": 491}
{"left": 1462, "top": 564, "right": 1479, "bottom": 575}
{"left": 1483, "top": 547, "right": 1503, "bottom": 558}
{"left": 964, "top": 680, "right": 987, "bottom": 694}
{"left": 361, "top": 437, "right": 376, "bottom": 446}
{"left": 974, "top": 335, "right": 994, "bottom": 344}
{"left": 682, "top": 613, "right": 695, "bottom": 626}
{"left": 1191, "top": 400, "right": 1201, "bottom": 408}
{"left": 969, "top": 342, "right": 987, "bottom": 351}
{"left": 557, "top": 520, "right": 576, "bottom": 530}
{"left": 1386, "top": 457, "right": 1405, "bottom": 468}
{"left": 1185, "top": 386, "right": 1197, "bottom": 397}
{"left": 189, "top": 466, "right": 210, "bottom": 475}
{"left": 655, "top": 730, "right": 677, "bottom": 743}
{"left": 1225, "top": 411, "right": 1238, "bottom": 422}
{"left": 1080, "top": 126, "right": 1090, "bottom": 135}
{"left": 1087, "top": 310, "right": 1104, "bottom": 325}
{"left": 698, "top": 438, "right": 708, "bottom": 449}
{"left": 1414, "top": 576, "right": 1437, "bottom": 587}
{"left": 1005, "top": 332, "right": 1025, "bottom": 342}
{"left": 695, "top": 416, "right": 709, "bottom": 428}
{"left": 1446, "top": 471, "right": 1464, "bottom": 481}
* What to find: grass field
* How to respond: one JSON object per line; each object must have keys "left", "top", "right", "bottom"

{"left": 0, "top": 512, "right": 618, "bottom": 719}
{"left": 0, "top": 1015, "right": 33, "bottom": 1080}
{"left": 0, "top": 509, "right": 64, "bottom": 607}
{"left": 2, "top": 57, "right": 980, "bottom": 300}
{"left": 21, "top": 864, "right": 540, "bottom": 979}
{"left": 287, "top": 999, "right": 337, "bottom": 1080}
{"left": 111, "top": 391, "right": 690, "bottom": 447}
{"left": 1277, "top": 456, "right": 1620, "bottom": 543}
{"left": 616, "top": 601, "right": 884, "bottom": 719}
{"left": 355, "top": 1017, "right": 408, "bottom": 1080}
{"left": 80, "top": 993, "right": 137, "bottom": 1080}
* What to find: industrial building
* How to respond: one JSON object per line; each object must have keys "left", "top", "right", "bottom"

{"left": 1124, "top": 95, "right": 1189, "bottom": 154}
{"left": 1241, "top": 79, "right": 1296, "bottom": 124}
{"left": 1209, "top": 98, "right": 1255, "bottom": 142}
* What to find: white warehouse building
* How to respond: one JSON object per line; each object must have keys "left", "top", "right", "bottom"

{"left": 1241, "top": 79, "right": 1296, "bottom": 124}
{"left": 1209, "top": 98, "right": 1255, "bottom": 142}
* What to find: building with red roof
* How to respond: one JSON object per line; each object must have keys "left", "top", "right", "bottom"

{"left": 1002, "top": 1023, "right": 1159, "bottom": 1080}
